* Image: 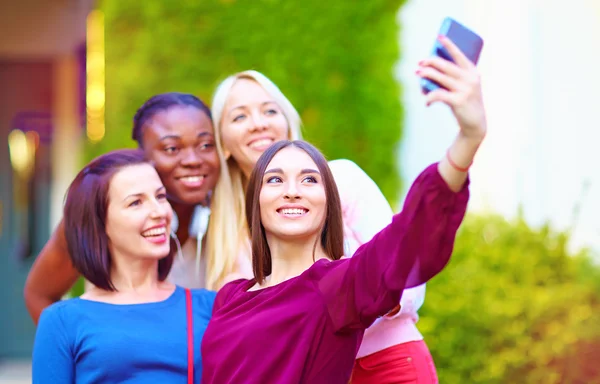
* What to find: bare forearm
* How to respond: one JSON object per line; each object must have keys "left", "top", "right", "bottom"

{"left": 24, "top": 220, "right": 80, "bottom": 324}
{"left": 24, "top": 265, "right": 79, "bottom": 324}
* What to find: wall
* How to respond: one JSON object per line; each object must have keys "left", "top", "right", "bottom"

{"left": 397, "top": 0, "right": 600, "bottom": 252}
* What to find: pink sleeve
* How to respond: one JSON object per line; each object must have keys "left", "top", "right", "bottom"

{"left": 318, "top": 163, "right": 469, "bottom": 332}
{"left": 328, "top": 159, "right": 394, "bottom": 253}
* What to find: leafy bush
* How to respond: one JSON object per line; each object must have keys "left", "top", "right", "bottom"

{"left": 420, "top": 214, "right": 600, "bottom": 383}
{"left": 92, "top": 0, "right": 406, "bottom": 202}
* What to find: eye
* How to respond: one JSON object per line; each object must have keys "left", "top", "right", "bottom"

{"left": 266, "top": 176, "right": 282, "bottom": 184}
{"left": 157, "top": 193, "right": 168, "bottom": 201}
{"left": 128, "top": 199, "right": 142, "bottom": 207}
{"left": 302, "top": 176, "right": 318, "bottom": 183}
{"left": 265, "top": 109, "right": 278, "bottom": 116}
{"left": 198, "top": 142, "right": 215, "bottom": 151}
{"left": 164, "top": 146, "right": 179, "bottom": 154}
{"left": 233, "top": 114, "right": 246, "bottom": 122}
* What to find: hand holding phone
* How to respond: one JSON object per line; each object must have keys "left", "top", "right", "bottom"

{"left": 421, "top": 18, "right": 484, "bottom": 94}
{"left": 416, "top": 19, "right": 487, "bottom": 145}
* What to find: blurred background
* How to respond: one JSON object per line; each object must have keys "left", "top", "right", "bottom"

{"left": 1, "top": 0, "right": 599, "bottom": 383}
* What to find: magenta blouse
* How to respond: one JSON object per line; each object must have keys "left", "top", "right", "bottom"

{"left": 201, "top": 163, "right": 469, "bottom": 384}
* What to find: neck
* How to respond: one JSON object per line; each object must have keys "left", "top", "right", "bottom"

{"left": 264, "top": 234, "right": 328, "bottom": 287}
{"left": 110, "top": 254, "right": 161, "bottom": 293}
{"left": 240, "top": 167, "right": 251, "bottom": 190}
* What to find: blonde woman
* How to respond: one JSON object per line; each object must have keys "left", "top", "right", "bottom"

{"left": 208, "top": 69, "right": 438, "bottom": 382}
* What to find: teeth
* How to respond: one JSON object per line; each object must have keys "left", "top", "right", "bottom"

{"left": 249, "top": 139, "right": 273, "bottom": 149}
{"left": 142, "top": 227, "right": 166, "bottom": 237}
{"left": 180, "top": 176, "right": 204, "bottom": 182}
{"left": 280, "top": 208, "right": 307, "bottom": 215}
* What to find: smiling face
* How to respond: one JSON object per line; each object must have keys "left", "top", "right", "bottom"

{"left": 258, "top": 147, "right": 327, "bottom": 243}
{"left": 221, "top": 79, "right": 290, "bottom": 176}
{"left": 141, "top": 105, "right": 220, "bottom": 205}
{"left": 246, "top": 141, "right": 345, "bottom": 282}
{"left": 105, "top": 164, "right": 173, "bottom": 263}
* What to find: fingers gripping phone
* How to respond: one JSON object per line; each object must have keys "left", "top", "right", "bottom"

{"left": 421, "top": 17, "right": 484, "bottom": 94}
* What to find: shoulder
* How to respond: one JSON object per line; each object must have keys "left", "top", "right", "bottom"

{"left": 214, "top": 278, "right": 251, "bottom": 309}
{"left": 190, "top": 288, "right": 217, "bottom": 311}
{"left": 37, "top": 298, "right": 81, "bottom": 332}
{"left": 41, "top": 298, "right": 80, "bottom": 317}
{"left": 328, "top": 159, "right": 369, "bottom": 183}
{"left": 328, "top": 159, "right": 378, "bottom": 195}
{"left": 218, "top": 278, "right": 250, "bottom": 298}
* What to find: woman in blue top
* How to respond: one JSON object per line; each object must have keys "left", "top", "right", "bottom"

{"left": 32, "top": 149, "right": 215, "bottom": 383}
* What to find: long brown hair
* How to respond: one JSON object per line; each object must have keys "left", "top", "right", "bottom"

{"left": 245, "top": 140, "right": 344, "bottom": 283}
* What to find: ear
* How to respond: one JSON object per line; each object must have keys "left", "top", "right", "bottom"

{"left": 222, "top": 148, "right": 231, "bottom": 160}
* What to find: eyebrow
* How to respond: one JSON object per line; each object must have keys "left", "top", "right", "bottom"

{"left": 159, "top": 132, "right": 213, "bottom": 142}
{"left": 264, "top": 168, "right": 320, "bottom": 175}
{"left": 123, "top": 186, "right": 166, "bottom": 202}
{"left": 228, "top": 101, "right": 277, "bottom": 114}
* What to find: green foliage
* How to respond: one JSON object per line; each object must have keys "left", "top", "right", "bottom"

{"left": 420, "top": 214, "right": 600, "bottom": 383}
{"left": 91, "top": 0, "right": 406, "bottom": 203}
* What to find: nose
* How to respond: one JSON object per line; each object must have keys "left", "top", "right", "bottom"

{"left": 249, "top": 112, "right": 268, "bottom": 132}
{"left": 149, "top": 198, "right": 170, "bottom": 220}
{"left": 180, "top": 147, "right": 202, "bottom": 168}
{"left": 283, "top": 180, "right": 300, "bottom": 200}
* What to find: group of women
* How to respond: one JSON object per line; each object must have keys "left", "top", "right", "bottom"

{"left": 26, "top": 35, "right": 486, "bottom": 383}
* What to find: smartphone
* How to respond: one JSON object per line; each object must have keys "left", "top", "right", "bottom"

{"left": 421, "top": 17, "right": 484, "bottom": 94}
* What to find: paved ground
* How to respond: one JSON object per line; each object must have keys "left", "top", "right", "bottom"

{"left": 0, "top": 360, "right": 31, "bottom": 384}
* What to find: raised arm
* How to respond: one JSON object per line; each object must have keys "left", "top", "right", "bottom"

{"left": 320, "top": 33, "right": 486, "bottom": 333}
{"left": 329, "top": 159, "right": 424, "bottom": 318}
{"left": 319, "top": 163, "right": 469, "bottom": 332}
{"left": 24, "top": 219, "right": 80, "bottom": 324}
{"left": 419, "top": 34, "right": 487, "bottom": 191}
{"left": 32, "top": 305, "right": 75, "bottom": 383}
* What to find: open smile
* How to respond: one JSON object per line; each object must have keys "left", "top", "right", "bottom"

{"left": 276, "top": 207, "right": 309, "bottom": 217}
{"left": 141, "top": 225, "right": 168, "bottom": 244}
{"left": 248, "top": 137, "right": 275, "bottom": 151}
{"left": 176, "top": 175, "right": 206, "bottom": 188}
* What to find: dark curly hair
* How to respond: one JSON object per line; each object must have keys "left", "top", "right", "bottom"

{"left": 131, "top": 92, "right": 212, "bottom": 146}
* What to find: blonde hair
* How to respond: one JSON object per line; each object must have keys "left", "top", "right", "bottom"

{"left": 207, "top": 70, "right": 303, "bottom": 287}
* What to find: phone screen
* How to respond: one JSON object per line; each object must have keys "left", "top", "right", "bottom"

{"left": 444, "top": 21, "right": 483, "bottom": 64}
{"left": 421, "top": 18, "right": 484, "bottom": 94}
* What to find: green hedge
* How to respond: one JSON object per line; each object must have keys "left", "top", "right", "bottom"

{"left": 420, "top": 214, "right": 600, "bottom": 383}
{"left": 90, "top": 0, "right": 406, "bottom": 203}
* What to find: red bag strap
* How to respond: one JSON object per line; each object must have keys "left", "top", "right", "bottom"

{"left": 185, "top": 288, "right": 194, "bottom": 384}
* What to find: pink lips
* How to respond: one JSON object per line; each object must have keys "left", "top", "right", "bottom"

{"left": 141, "top": 224, "right": 169, "bottom": 244}
{"left": 145, "top": 234, "right": 168, "bottom": 244}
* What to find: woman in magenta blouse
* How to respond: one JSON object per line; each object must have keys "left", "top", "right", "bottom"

{"left": 201, "top": 35, "right": 486, "bottom": 383}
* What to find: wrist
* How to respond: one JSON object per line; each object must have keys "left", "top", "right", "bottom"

{"left": 456, "top": 130, "right": 485, "bottom": 151}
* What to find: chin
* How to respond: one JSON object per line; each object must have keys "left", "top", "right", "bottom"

{"left": 139, "top": 241, "right": 171, "bottom": 256}
{"left": 177, "top": 192, "right": 210, "bottom": 206}
{"left": 275, "top": 228, "right": 321, "bottom": 241}
{"left": 148, "top": 248, "right": 171, "bottom": 260}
